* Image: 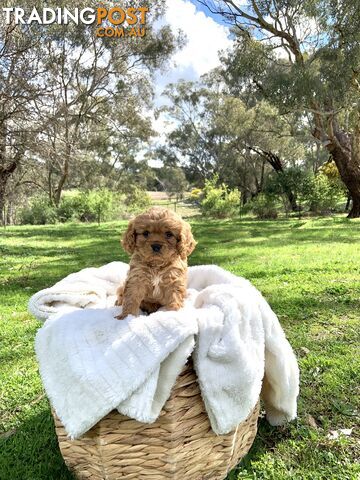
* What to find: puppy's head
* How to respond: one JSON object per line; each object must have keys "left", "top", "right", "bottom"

{"left": 122, "top": 207, "right": 196, "bottom": 264}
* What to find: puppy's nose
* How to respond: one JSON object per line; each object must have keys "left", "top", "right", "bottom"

{"left": 151, "top": 243, "right": 162, "bottom": 253}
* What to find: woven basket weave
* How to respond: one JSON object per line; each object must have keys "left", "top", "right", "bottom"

{"left": 53, "top": 361, "right": 259, "bottom": 480}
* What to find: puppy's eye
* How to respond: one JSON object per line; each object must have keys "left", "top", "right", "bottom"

{"left": 165, "top": 231, "right": 173, "bottom": 238}
{"left": 143, "top": 231, "right": 150, "bottom": 238}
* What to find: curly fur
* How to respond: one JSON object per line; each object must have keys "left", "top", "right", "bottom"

{"left": 115, "top": 207, "right": 197, "bottom": 319}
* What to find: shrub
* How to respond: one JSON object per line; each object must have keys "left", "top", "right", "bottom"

{"left": 124, "top": 187, "right": 151, "bottom": 213}
{"left": 73, "top": 189, "right": 115, "bottom": 223}
{"left": 19, "top": 196, "right": 57, "bottom": 225}
{"left": 250, "top": 194, "right": 278, "bottom": 219}
{"left": 307, "top": 173, "right": 343, "bottom": 213}
{"left": 56, "top": 190, "right": 115, "bottom": 223}
{"left": 200, "top": 176, "right": 240, "bottom": 218}
{"left": 265, "top": 167, "right": 310, "bottom": 212}
{"left": 57, "top": 188, "right": 118, "bottom": 223}
{"left": 189, "top": 188, "right": 202, "bottom": 204}
{"left": 57, "top": 196, "right": 82, "bottom": 222}
{"left": 19, "top": 188, "right": 151, "bottom": 225}
{"left": 265, "top": 166, "right": 346, "bottom": 215}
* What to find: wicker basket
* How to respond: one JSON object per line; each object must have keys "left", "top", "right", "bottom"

{"left": 53, "top": 361, "right": 259, "bottom": 480}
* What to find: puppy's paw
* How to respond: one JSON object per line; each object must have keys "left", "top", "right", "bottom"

{"left": 115, "top": 311, "right": 137, "bottom": 320}
{"left": 114, "top": 285, "right": 124, "bottom": 306}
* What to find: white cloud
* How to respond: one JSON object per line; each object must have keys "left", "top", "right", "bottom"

{"left": 154, "top": 0, "right": 231, "bottom": 101}
{"left": 150, "top": 0, "right": 231, "bottom": 149}
{"left": 164, "top": 0, "right": 231, "bottom": 77}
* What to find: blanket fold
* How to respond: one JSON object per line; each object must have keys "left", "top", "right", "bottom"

{"left": 31, "top": 262, "right": 299, "bottom": 439}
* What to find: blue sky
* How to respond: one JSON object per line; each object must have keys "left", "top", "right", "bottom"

{"left": 188, "top": 0, "right": 226, "bottom": 23}
{"left": 153, "top": 0, "right": 232, "bottom": 98}
{"left": 149, "top": 0, "right": 233, "bottom": 160}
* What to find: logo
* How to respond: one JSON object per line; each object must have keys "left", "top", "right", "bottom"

{"left": 2, "top": 6, "right": 149, "bottom": 38}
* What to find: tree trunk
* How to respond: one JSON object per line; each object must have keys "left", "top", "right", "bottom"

{"left": 0, "top": 161, "right": 17, "bottom": 226}
{"left": 247, "top": 145, "right": 299, "bottom": 211}
{"left": 313, "top": 110, "right": 360, "bottom": 218}
{"left": 327, "top": 135, "right": 360, "bottom": 218}
{"left": 282, "top": 183, "right": 299, "bottom": 212}
{"left": 348, "top": 195, "right": 360, "bottom": 218}
{"left": 331, "top": 140, "right": 360, "bottom": 218}
{"left": 6, "top": 198, "right": 13, "bottom": 225}
{"left": 345, "top": 194, "right": 351, "bottom": 212}
{"left": 53, "top": 145, "right": 70, "bottom": 207}
{"left": 0, "top": 188, "right": 5, "bottom": 226}
{"left": 347, "top": 113, "right": 360, "bottom": 218}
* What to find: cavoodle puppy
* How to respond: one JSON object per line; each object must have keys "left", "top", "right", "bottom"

{"left": 115, "top": 207, "right": 197, "bottom": 320}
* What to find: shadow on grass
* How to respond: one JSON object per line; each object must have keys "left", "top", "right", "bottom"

{"left": 1, "top": 244, "right": 129, "bottom": 295}
{"left": 1, "top": 222, "right": 123, "bottom": 238}
{"left": 192, "top": 226, "right": 359, "bottom": 249}
{"left": 227, "top": 416, "right": 293, "bottom": 479}
{"left": 0, "top": 407, "right": 283, "bottom": 480}
{"left": 0, "top": 407, "right": 74, "bottom": 480}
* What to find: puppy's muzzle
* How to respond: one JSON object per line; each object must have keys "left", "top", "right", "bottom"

{"left": 151, "top": 243, "right": 162, "bottom": 253}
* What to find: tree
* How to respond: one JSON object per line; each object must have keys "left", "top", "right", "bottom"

{"left": 156, "top": 166, "right": 188, "bottom": 208}
{"left": 197, "top": 0, "right": 360, "bottom": 217}
{"left": 159, "top": 80, "right": 309, "bottom": 209}
{"left": 0, "top": 0, "right": 181, "bottom": 222}
{"left": 0, "top": 2, "right": 44, "bottom": 224}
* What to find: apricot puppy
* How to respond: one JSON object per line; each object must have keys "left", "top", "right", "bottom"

{"left": 115, "top": 207, "right": 196, "bottom": 320}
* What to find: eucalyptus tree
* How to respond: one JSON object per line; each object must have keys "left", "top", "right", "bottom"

{"left": 159, "top": 80, "right": 308, "bottom": 208}
{"left": 0, "top": 0, "right": 180, "bottom": 222}
{"left": 197, "top": 0, "right": 360, "bottom": 217}
{"left": 0, "top": 1, "right": 44, "bottom": 224}
{"left": 32, "top": 0, "right": 180, "bottom": 206}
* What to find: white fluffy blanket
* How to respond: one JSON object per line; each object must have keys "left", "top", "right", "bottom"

{"left": 30, "top": 262, "right": 299, "bottom": 439}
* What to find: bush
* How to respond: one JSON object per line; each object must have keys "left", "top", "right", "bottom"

{"left": 265, "top": 167, "right": 310, "bottom": 212}
{"left": 250, "top": 194, "right": 278, "bottom": 219}
{"left": 56, "top": 189, "right": 116, "bottom": 224}
{"left": 189, "top": 188, "right": 202, "bottom": 204}
{"left": 200, "top": 177, "right": 240, "bottom": 218}
{"left": 307, "top": 173, "right": 343, "bottom": 213}
{"left": 57, "top": 196, "right": 81, "bottom": 222}
{"left": 124, "top": 187, "right": 151, "bottom": 213}
{"left": 265, "top": 167, "right": 345, "bottom": 215}
{"left": 19, "top": 188, "right": 152, "bottom": 225}
{"left": 19, "top": 196, "right": 57, "bottom": 225}
{"left": 77, "top": 189, "right": 115, "bottom": 223}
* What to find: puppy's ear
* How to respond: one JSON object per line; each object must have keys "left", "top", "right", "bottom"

{"left": 122, "top": 220, "right": 136, "bottom": 255}
{"left": 177, "top": 222, "right": 197, "bottom": 260}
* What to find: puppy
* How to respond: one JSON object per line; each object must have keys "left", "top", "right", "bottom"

{"left": 115, "top": 207, "right": 196, "bottom": 320}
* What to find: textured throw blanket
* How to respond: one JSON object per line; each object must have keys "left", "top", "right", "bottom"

{"left": 30, "top": 262, "right": 299, "bottom": 439}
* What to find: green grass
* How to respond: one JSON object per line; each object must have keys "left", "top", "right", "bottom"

{"left": 1, "top": 216, "right": 359, "bottom": 479}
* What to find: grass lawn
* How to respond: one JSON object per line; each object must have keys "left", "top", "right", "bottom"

{"left": 0, "top": 215, "right": 359, "bottom": 479}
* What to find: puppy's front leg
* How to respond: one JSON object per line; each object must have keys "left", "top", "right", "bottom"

{"left": 163, "top": 285, "right": 186, "bottom": 312}
{"left": 114, "top": 285, "right": 124, "bottom": 306}
{"left": 115, "top": 280, "right": 145, "bottom": 320}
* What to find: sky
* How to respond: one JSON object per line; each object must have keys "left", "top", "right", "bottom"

{"left": 150, "top": 0, "right": 232, "bottom": 154}
{"left": 154, "top": 0, "right": 231, "bottom": 99}
{"left": 188, "top": 0, "right": 233, "bottom": 25}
